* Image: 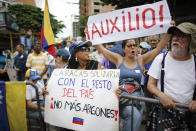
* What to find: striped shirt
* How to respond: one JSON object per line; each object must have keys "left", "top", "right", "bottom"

{"left": 26, "top": 52, "right": 49, "bottom": 79}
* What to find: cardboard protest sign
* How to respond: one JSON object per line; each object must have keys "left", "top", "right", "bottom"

{"left": 45, "top": 69, "right": 120, "bottom": 131}
{"left": 86, "top": 0, "right": 171, "bottom": 45}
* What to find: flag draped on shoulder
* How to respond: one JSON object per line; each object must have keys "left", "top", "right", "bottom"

{"left": 6, "top": 82, "right": 27, "bottom": 131}
{"left": 41, "top": 0, "right": 56, "bottom": 56}
{"left": 0, "top": 81, "right": 27, "bottom": 131}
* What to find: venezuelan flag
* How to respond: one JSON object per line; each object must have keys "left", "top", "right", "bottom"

{"left": 0, "top": 81, "right": 27, "bottom": 131}
{"left": 72, "top": 117, "right": 84, "bottom": 125}
{"left": 40, "top": 0, "right": 56, "bottom": 56}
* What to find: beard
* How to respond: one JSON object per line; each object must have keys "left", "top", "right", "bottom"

{"left": 171, "top": 42, "right": 188, "bottom": 57}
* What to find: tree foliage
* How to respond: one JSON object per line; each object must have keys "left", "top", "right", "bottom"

{"left": 8, "top": 4, "right": 64, "bottom": 36}
{"left": 79, "top": 15, "right": 89, "bottom": 37}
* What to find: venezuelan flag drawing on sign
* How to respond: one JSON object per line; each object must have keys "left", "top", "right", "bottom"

{"left": 0, "top": 81, "right": 27, "bottom": 131}
{"left": 41, "top": 0, "right": 56, "bottom": 56}
{"left": 72, "top": 116, "right": 84, "bottom": 125}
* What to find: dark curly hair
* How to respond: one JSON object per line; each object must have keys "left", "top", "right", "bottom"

{"left": 67, "top": 55, "right": 79, "bottom": 69}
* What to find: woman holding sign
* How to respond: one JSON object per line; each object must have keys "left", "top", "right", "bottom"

{"left": 95, "top": 34, "right": 170, "bottom": 131}
{"left": 68, "top": 41, "right": 104, "bottom": 70}
{"left": 49, "top": 41, "right": 104, "bottom": 131}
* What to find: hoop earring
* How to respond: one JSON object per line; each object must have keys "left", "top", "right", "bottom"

{"left": 75, "top": 57, "right": 78, "bottom": 62}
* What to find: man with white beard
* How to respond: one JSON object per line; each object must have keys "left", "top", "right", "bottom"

{"left": 146, "top": 22, "right": 196, "bottom": 130}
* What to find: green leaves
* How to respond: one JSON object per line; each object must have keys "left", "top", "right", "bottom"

{"left": 79, "top": 15, "right": 89, "bottom": 37}
{"left": 8, "top": 4, "right": 64, "bottom": 36}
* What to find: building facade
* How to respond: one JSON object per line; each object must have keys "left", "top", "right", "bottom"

{"left": 72, "top": 21, "right": 79, "bottom": 39}
{"left": 0, "top": 0, "right": 36, "bottom": 51}
{"left": 79, "top": 0, "right": 116, "bottom": 39}
{"left": 80, "top": 0, "right": 115, "bottom": 16}
{"left": 15, "top": 0, "right": 35, "bottom": 6}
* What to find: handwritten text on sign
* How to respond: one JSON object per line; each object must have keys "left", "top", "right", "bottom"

{"left": 86, "top": 1, "right": 171, "bottom": 45}
{"left": 45, "top": 69, "right": 120, "bottom": 131}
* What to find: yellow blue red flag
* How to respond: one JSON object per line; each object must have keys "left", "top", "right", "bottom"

{"left": 40, "top": 0, "right": 56, "bottom": 56}
{"left": 6, "top": 82, "right": 27, "bottom": 131}
{"left": 0, "top": 81, "right": 28, "bottom": 131}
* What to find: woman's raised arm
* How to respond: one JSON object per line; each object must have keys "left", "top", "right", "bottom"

{"left": 94, "top": 44, "right": 123, "bottom": 67}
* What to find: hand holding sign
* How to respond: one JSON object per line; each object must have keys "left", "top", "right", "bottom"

{"left": 86, "top": 1, "right": 172, "bottom": 45}
{"left": 45, "top": 69, "right": 120, "bottom": 131}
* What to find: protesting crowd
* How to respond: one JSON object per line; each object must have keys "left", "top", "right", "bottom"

{"left": 1, "top": 22, "right": 196, "bottom": 131}
{"left": 0, "top": 0, "right": 196, "bottom": 131}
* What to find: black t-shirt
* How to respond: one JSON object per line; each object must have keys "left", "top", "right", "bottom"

{"left": 85, "top": 60, "right": 98, "bottom": 70}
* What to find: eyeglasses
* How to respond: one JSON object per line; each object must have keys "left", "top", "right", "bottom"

{"left": 126, "top": 44, "right": 137, "bottom": 48}
{"left": 79, "top": 47, "right": 90, "bottom": 52}
{"left": 172, "top": 31, "right": 190, "bottom": 38}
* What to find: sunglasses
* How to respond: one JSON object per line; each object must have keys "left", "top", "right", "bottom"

{"left": 126, "top": 44, "right": 137, "bottom": 48}
{"left": 79, "top": 46, "right": 90, "bottom": 52}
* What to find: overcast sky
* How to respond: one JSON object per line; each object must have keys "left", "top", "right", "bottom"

{"left": 35, "top": 0, "right": 79, "bottom": 40}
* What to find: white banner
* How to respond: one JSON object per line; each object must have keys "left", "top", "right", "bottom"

{"left": 45, "top": 69, "right": 120, "bottom": 131}
{"left": 86, "top": 0, "right": 172, "bottom": 45}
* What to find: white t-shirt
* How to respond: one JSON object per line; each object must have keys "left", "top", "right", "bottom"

{"left": 44, "top": 52, "right": 55, "bottom": 66}
{"left": 148, "top": 53, "right": 196, "bottom": 104}
{"left": 91, "top": 51, "right": 104, "bottom": 63}
{"left": 26, "top": 81, "right": 45, "bottom": 101}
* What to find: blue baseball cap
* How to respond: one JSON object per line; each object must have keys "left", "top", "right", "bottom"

{"left": 108, "top": 41, "right": 124, "bottom": 56}
{"left": 139, "top": 42, "right": 151, "bottom": 50}
{"left": 69, "top": 41, "right": 92, "bottom": 55}
{"left": 25, "top": 69, "right": 41, "bottom": 80}
{"left": 56, "top": 48, "right": 70, "bottom": 58}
